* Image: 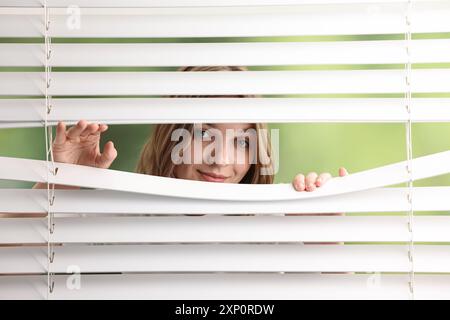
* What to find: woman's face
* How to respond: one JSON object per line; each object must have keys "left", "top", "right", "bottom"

{"left": 173, "top": 123, "right": 255, "bottom": 183}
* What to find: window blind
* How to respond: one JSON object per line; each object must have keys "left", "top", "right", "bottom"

{"left": 1, "top": 0, "right": 450, "bottom": 300}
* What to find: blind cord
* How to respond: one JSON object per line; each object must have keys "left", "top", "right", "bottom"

{"left": 405, "top": 0, "right": 414, "bottom": 300}
{"left": 44, "top": 0, "right": 57, "bottom": 299}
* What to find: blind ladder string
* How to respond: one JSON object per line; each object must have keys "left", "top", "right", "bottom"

{"left": 43, "top": 0, "right": 57, "bottom": 299}
{"left": 405, "top": 0, "right": 415, "bottom": 300}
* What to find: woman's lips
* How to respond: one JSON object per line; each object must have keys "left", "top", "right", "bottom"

{"left": 198, "top": 170, "right": 228, "bottom": 183}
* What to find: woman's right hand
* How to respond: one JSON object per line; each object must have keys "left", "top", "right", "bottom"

{"left": 53, "top": 120, "right": 117, "bottom": 169}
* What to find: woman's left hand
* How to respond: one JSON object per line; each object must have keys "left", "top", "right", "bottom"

{"left": 292, "top": 167, "right": 349, "bottom": 192}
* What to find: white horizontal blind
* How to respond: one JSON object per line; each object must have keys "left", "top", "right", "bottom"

{"left": 3, "top": 273, "right": 448, "bottom": 300}
{"left": 1, "top": 3, "right": 449, "bottom": 36}
{"left": 1, "top": 0, "right": 450, "bottom": 300}
{"left": 1, "top": 98, "right": 450, "bottom": 128}
{"left": 0, "top": 0, "right": 442, "bottom": 7}
{"left": 3, "top": 244, "right": 450, "bottom": 273}
{"left": 3, "top": 214, "right": 450, "bottom": 244}
{"left": 1, "top": 187, "right": 450, "bottom": 216}
{"left": 1, "top": 40, "right": 450, "bottom": 66}
{"left": 1, "top": 152, "right": 450, "bottom": 201}
{"left": 3, "top": 70, "right": 450, "bottom": 95}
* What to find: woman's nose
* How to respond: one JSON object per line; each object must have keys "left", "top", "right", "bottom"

{"left": 206, "top": 141, "right": 235, "bottom": 165}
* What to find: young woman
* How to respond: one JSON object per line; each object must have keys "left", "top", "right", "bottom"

{"left": 33, "top": 66, "right": 348, "bottom": 193}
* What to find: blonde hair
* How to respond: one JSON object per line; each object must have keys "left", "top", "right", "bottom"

{"left": 135, "top": 66, "right": 275, "bottom": 184}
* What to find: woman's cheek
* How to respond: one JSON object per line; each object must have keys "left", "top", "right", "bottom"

{"left": 174, "top": 164, "right": 194, "bottom": 180}
{"left": 233, "top": 163, "right": 250, "bottom": 182}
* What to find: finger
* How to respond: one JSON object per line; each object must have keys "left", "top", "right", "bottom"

{"left": 316, "top": 172, "right": 332, "bottom": 187}
{"left": 66, "top": 120, "right": 88, "bottom": 139}
{"left": 339, "top": 167, "right": 349, "bottom": 177}
{"left": 54, "top": 121, "right": 67, "bottom": 145}
{"left": 98, "top": 124, "right": 108, "bottom": 133}
{"left": 305, "top": 172, "right": 318, "bottom": 191}
{"left": 80, "top": 123, "right": 99, "bottom": 138}
{"left": 292, "top": 173, "right": 305, "bottom": 192}
{"left": 95, "top": 141, "right": 117, "bottom": 169}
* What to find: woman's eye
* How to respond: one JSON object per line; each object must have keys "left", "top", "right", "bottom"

{"left": 203, "top": 130, "right": 214, "bottom": 140}
{"left": 195, "top": 129, "right": 211, "bottom": 139}
{"left": 236, "top": 138, "right": 249, "bottom": 149}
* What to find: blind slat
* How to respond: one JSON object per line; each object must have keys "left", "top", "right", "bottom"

{"left": 0, "top": 274, "right": 414, "bottom": 300}
{"left": 0, "top": 0, "right": 436, "bottom": 8}
{"left": 1, "top": 244, "right": 450, "bottom": 273}
{"left": 2, "top": 215, "right": 450, "bottom": 244}
{"left": 0, "top": 152, "right": 449, "bottom": 201}
{"left": 2, "top": 40, "right": 449, "bottom": 67}
{"left": 0, "top": 187, "right": 449, "bottom": 215}
{"left": 3, "top": 273, "right": 449, "bottom": 300}
{"left": 3, "top": 70, "right": 450, "bottom": 96}
{"left": 1, "top": 98, "right": 450, "bottom": 126}
{"left": 0, "top": 4, "right": 419, "bottom": 38}
{"left": 1, "top": 3, "right": 448, "bottom": 37}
